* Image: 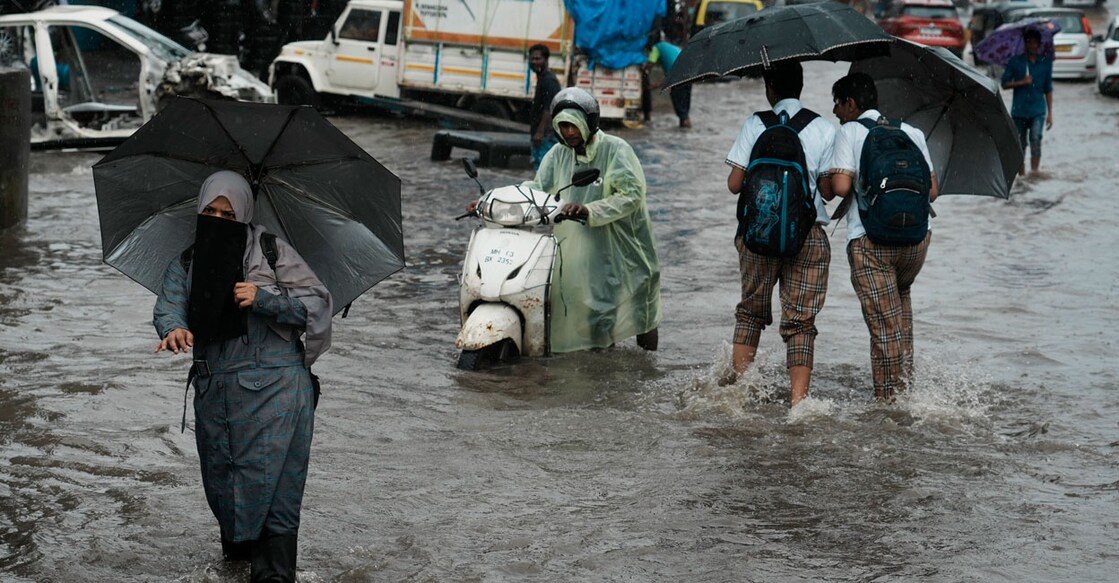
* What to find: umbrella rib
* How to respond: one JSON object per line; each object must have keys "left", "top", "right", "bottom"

{"left": 256, "top": 107, "right": 303, "bottom": 185}
{"left": 197, "top": 100, "right": 255, "bottom": 172}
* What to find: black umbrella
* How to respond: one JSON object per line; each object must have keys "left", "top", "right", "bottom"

{"left": 665, "top": 2, "right": 893, "bottom": 88}
{"left": 92, "top": 97, "right": 404, "bottom": 314}
{"left": 850, "top": 39, "right": 1022, "bottom": 198}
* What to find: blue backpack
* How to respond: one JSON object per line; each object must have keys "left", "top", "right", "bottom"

{"left": 856, "top": 117, "right": 932, "bottom": 246}
{"left": 738, "top": 109, "right": 819, "bottom": 258}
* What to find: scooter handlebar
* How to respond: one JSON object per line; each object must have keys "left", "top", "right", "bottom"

{"left": 553, "top": 213, "right": 587, "bottom": 225}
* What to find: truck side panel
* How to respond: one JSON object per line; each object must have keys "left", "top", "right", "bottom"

{"left": 400, "top": 0, "right": 571, "bottom": 100}
{"left": 403, "top": 0, "right": 570, "bottom": 52}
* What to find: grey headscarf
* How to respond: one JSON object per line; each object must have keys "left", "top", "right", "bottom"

{"left": 197, "top": 171, "right": 333, "bottom": 365}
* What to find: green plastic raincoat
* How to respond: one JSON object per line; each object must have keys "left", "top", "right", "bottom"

{"left": 524, "top": 110, "right": 662, "bottom": 353}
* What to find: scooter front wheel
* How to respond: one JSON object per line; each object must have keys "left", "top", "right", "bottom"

{"left": 457, "top": 349, "right": 484, "bottom": 370}
{"left": 456, "top": 339, "right": 520, "bottom": 370}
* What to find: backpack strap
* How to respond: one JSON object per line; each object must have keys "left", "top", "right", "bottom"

{"left": 856, "top": 115, "right": 900, "bottom": 131}
{"left": 756, "top": 110, "right": 781, "bottom": 128}
{"left": 180, "top": 245, "right": 194, "bottom": 272}
{"left": 756, "top": 108, "right": 818, "bottom": 133}
{"left": 785, "top": 108, "right": 819, "bottom": 133}
{"left": 260, "top": 232, "right": 279, "bottom": 272}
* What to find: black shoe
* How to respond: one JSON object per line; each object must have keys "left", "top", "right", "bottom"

{"left": 250, "top": 531, "right": 297, "bottom": 583}
{"left": 222, "top": 536, "right": 253, "bottom": 562}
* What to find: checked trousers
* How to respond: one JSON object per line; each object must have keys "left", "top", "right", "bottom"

{"left": 733, "top": 225, "right": 830, "bottom": 369}
{"left": 847, "top": 232, "right": 932, "bottom": 400}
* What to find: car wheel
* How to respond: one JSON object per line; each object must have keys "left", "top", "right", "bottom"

{"left": 275, "top": 74, "right": 321, "bottom": 108}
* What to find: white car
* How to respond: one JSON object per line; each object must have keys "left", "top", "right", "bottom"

{"left": 0, "top": 5, "right": 273, "bottom": 149}
{"left": 1006, "top": 7, "right": 1098, "bottom": 80}
{"left": 1096, "top": 16, "right": 1119, "bottom": 96}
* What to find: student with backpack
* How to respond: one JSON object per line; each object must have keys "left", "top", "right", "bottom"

{"left": 724, "top": 62, "right": 836, "bottom": 406}
{"left": 826, "top": 72, "right": 939, "bottom": 402}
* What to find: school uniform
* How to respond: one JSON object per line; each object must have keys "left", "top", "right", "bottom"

{"left": 725, "top": 98, "right": 836, "bottom": 368}
{"left": 829, "top": 109, "right": 935, "bottom": 399}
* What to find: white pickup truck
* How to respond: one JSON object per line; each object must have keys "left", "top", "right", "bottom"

{"left": 268, "top": 0, "right": 643, "bottom": 125}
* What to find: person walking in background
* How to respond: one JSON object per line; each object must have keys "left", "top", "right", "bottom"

{"left": 153, "top": 171, "right": 332, "bottom": 582}
{"left": 646, "top": 38, "right": 693, "bottom": 128}
{"left": 1001, "top": 28, "right": 1053, "bottom": 177}
{"left": 724, "top": 62, "right": 835, "bottom": 406}
{"left": 826, "top": 73, "right": 939, "bottom": 402}
{"left": 528, "top": 43, "right": 562, "bottom": 170}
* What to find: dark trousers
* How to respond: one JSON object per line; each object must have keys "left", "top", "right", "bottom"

{"left": 670, "top": 84, "right": 691, "bottom": 122}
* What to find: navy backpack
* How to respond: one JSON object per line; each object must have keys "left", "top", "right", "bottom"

{"left": 856, "top": 117, "right": 932, "bottom": 246}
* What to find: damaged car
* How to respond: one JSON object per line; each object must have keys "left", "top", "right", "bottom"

{"left": 0, "top": 4, "right": 273, "bottom": 149}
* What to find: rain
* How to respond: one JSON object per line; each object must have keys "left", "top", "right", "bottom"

{"left": 2, "top": 0, "right": 1118, "bottom": 582}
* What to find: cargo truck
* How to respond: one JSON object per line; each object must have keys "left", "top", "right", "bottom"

{"left": 268, "top": 0, "right": 644, "bottom": 127}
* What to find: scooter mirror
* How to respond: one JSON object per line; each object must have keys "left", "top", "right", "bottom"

{"left": 462, "top": 157, "right": 478, "bottom": 179}
{"left": 571, "top": 168, "right": 600, "bottom": 187}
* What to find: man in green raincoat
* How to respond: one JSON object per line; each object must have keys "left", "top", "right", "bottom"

{"left": 523, "top": 88, "right": 662, "bottom": 353}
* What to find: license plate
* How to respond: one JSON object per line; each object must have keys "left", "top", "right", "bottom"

{"left": 919, "top": 27, "right": 942, "bottom": 35}
{"left": 1055, "top": 44, "right": 1073, "bottom": 53}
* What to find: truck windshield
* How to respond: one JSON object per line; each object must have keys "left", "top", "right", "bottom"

{"left": 108, "top": 15, "right": 191, "bottom": 61}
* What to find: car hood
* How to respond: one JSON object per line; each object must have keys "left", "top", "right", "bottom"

{"left": 163, "top": 53, "right": 275, "bottom": 103}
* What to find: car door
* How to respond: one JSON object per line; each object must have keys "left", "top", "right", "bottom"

{"left": 324, "top": 6, "right": 384, "bottom": 93}
{"left": 372, "top": 7, "right": 401, "bottom": 98}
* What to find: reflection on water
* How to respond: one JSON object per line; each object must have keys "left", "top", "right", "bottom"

{"left": 2, "top": 58, "right": 1119, "bottom": 581}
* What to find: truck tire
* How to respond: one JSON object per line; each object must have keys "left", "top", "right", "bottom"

{"left": 275, "top": 74, "right": 321, "bottom": 109}
{"left": 470, "top": 98, "right": 511, "bottom": 120}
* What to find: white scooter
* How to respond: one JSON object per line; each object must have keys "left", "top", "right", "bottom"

{"left": 454, "top": 158, "right": 600, "bottom": 370}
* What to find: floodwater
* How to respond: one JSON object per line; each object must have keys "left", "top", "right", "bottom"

{"left": 3, "top": 17, "right": 1119, "bottom": 583}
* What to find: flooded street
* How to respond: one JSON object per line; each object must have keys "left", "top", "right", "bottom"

{"left": 3, "top": 14, "right": 1119, "bottom": 582}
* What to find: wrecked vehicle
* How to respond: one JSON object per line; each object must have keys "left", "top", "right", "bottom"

{"left": 0, "top": 5, "right": 274, "bottom": 149}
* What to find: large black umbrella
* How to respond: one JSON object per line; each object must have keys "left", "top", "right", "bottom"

{"left": 665, "top": 2, "right": 894, "bottom": 88}
{"left": 850, "top": 39, "right": 1021, "bottom": 198}
{"left": 93, "top": 97, "right": 404, "bottom": 314}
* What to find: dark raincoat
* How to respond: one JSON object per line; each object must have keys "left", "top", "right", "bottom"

{"left": 153, "top": 171, "right": 332, "bottom": 542}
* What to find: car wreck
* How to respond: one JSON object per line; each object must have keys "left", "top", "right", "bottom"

{"left": 0, "top": 5, "right": 273, "bottom": 150}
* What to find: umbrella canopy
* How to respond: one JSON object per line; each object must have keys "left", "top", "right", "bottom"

{"left": 973, "top": 18, "right": 1060, "bottom": 66}
{"left": 93, "top": 97, "right": 404, "bottom": 314}
{"left": 850, "top": 39, "right": 1021, "bottom": 198}
{"left": 665, "top": 2, "right": 894, "bottom": 88}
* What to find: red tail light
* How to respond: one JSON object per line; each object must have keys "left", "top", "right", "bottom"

{"left": 1107, "top": 47, "right": 1117, "bottom": 66}
{"left": 1081, "top": 16, "right": 1092, "bottom": 37}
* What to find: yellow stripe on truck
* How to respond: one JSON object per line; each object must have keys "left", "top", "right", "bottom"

{"left": 335, "top": 56, "right": 374, "bottom": 64}
{"left": 443, "top": 67, "right": 482, "bottom": 76}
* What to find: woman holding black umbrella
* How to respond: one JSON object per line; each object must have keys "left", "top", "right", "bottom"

{"left": 153, "top": 170, "right": 332, "bottom": 582}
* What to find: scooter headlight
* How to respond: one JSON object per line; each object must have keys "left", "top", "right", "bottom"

{"left": 523, "top": 205, "right": 542, "bottom": 224}
{"left": 487, "top": 200, "right": 529, "bottom": 226}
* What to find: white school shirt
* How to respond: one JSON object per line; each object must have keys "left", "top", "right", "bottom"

{"left": 725, "top": 98, "right": 836, "bottom": 225}
{"left": 828, "top": 109, "right": 935, "bottom": 242}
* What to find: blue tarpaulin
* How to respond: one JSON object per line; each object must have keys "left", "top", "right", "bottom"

{"left": 564, "top": 0, "right": 667, "bottom": 70}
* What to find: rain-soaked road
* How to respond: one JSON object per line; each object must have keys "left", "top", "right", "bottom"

{"left": 2, "top": 7, "right": 1118, "bottom": 581}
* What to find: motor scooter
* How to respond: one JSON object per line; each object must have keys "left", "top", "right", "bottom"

{"left": 454, "top": 158, "right": 600, "bottom": 370}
